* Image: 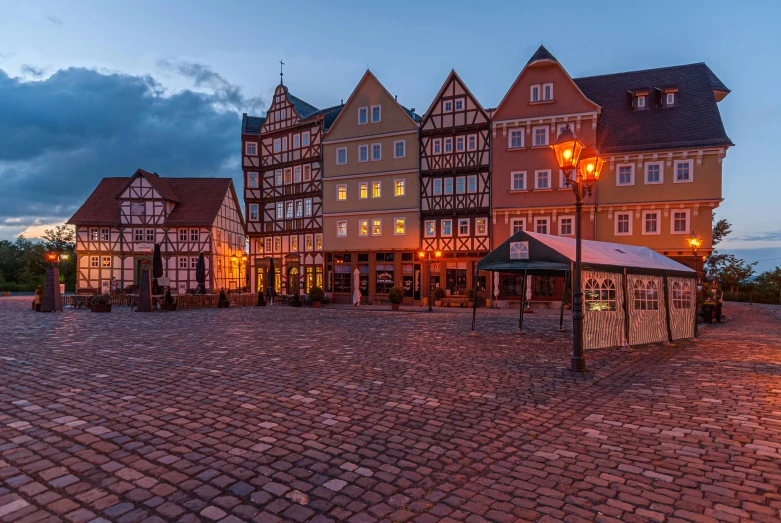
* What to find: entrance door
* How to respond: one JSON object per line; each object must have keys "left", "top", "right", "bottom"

{"left": 288, "top": 267, "right": 300, "bottom": 295}
{"left": 134, "top": 257, "right": 152, "bottom": 286}
{"left": 256, "top": 268, "right": 265, "bottom": 293}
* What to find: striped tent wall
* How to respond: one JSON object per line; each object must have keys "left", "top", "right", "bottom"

{"left": 627, "top": 274, "right": 668, "bottom": 346}
{"left": 668, "top": 276, "right": 696, "bottom": 340}
{"left": 583, "top": 270, "right": 626, "bottom": 350}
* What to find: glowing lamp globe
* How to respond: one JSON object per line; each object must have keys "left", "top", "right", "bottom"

{"left": 577, "top": 146, "right": 605, "bottom": 185}
{"left": 688, "top": 232, "right": 702, "bottom": 251}
{"left": 551, "top": 125, "right": 583, "bottom": 171}
{"left": 418, "top": 251, "right": 425, "bottom": 259}
{"left": 435, "top": 251, "right": 442, "bottom": 258}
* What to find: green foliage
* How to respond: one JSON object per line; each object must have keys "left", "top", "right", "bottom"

{"left": 711, "top": 213, "right": 731, "bottom": 247}
{"left": 308, "top": 286, "right": 324, "bottom": 303}
{"left": 388, "top": 286, "right": 404, "bottom": 304}
{"left": 432, "top": 287, "right": 446, "bottom": 301}
{"left": 716, "top": 255, "right": 757, "bottom": 291}
{"left": 92, "top": 293, "right": 111, "bottom": 304}
{"left": 0, "top": 225, "right": 76, "bottom": 292}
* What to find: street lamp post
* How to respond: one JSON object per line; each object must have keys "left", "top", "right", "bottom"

{"left": 418, "top": 250, "right": 442, "bottom": 312}
{"left": 551, "top": 125, "right": 604, "bottom": 373}
{"left": 688, "top": 231, "right": 702, "bottom": 281}
{"left": 232, "top": 253, "right": 249, "bottom": 294}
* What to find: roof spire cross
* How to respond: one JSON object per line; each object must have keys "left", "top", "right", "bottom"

{"left": 279, "top": 59, "right": 285, "bottom": 85}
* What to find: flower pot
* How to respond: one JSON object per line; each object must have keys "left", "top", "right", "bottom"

{"left": 312, "top": 301, "right": 321, "bottom": 308}
{"left": 391, "top": 303, "right": 400, "bottom": 311}
{"left": 435, "top": 300, "right": 443, "bottom": 307}
{"left": 91, "top": 303, "right": 111, "bottom": 313}
{"left": 421, "top": 297, "right": 428, "bottom": 306}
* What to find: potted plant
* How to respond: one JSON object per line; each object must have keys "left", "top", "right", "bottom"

{"left": 257, "top": 291, "right": 266, "bottom": 306}
{"left": 432, "top": 287, "right": 446, "bottom": 307}
{"left": 309, "top": 286, "right": 324, "bottom": 308}
{"left": 162, "top": 289, "right": 177, "bottom": 311}
{"left": 291, "top": 294, "right": 302, "bottom": 307}
{"left": 388, "top": 286, "right": 404, "bottom": 311}
{"left": 218, "top": 289, "right": 230, "bottom": 308}
{"left": 91, "top": 293, "right": 112, "bottom": 313}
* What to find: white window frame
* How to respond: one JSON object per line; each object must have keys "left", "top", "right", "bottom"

{"left": 456, "top": 136, "right": 465, "bottom": 152}
{"left": 315, "top": 233, "right": 323, "bottom": 250}
{"left": 615, "top": 212, "right": 633, "bottom": 236}
{"left": 249, "top": 204, "right": 259, "bottom": 221}
{"left": 264, "top": 237, "right": 273, "bottom": 253}
{"left": 558, "top": 215, "right": 574, "bottom": 236}
{"left": 302, "top": 131, "right": 310, "bottom": 146}
{"left": 467, "top": 175, "right": 477, "bottom": 193}
{"left": 443, "top": 100, "right": 452, "bottom": 112}
{"left": 248, "top": 172, "right": 259, "bottom": 188}
{"left": 359, "top": 182, "right": 368, "bottom": 199}
{"left": 179, "top": 257, "right": 188, "bottom": 269}
{"left": 637, "top": 95, "right": 646, "bottom": 109}
{"left": 303, "top": 164, "right": 312, "bottom": 182}
{"left": 191, "top": 257, "right": 198, "bottom": 269}
{"left": 370, "top": 104, "right": 381, "bottom": 123}
{"left": 276, "top": 202, "right": 284, "bottom": 220}
{"left": 458, "top": 218, "right": 470, "bottom": 236}
{"left": 674, "top": 160, "right": 694, "bottom": 183}
{"left": 274, "top": 138, "right": 281, "bottom": 153}
{"left": 358, "top": 106, "right": 368, "bottom": 125}
{"left": 543, "top": 82, "right": 553, "bottom": 101}
{"left": 358, "top": 144, "right": 369, "bottom": 163}
{"left": 394, "top": 178, "right": 405, "bottom": 197}
{"left": 245, "top": 142, "right": 257, "bottom": 156}
{"left": 394, "top": 140, "right": 406, "bottom": 159}
{"left": 336, "top": 184, "right": 347, "bottom": 201}
{"left": 456, "top": 176, "right": 466, "bottom": 194}
{"left": 441, "top": 219, "right": 453, "bottom": 237}
{"left": 371, "top": 218, "right": 382, "bottom": 236}
{"left": 101, "top": 256, "right": 111, "bottom": 267}
{"left": 534, "top": 216, "right": 550, "bottom": 235}
{"left": 90, "top": 256, "right": 99, "bottom": 268}
{"left": 670, "top": 209, "right": 691, "bottom": 235}
{"left": 304, "top": 198, "right": 312, "bottom": 217}
{"left": 532, "top": 126, "right": 549, "bottom": 146}
{"left": 645, "top": 162, "right": 664, "bottom": 184}
{"left": 510, "top": 218, "right": 526, "bottom": 235}
{"left": 394, "top": 217, "right": 406, "bottom": 236}
{"left": 294, "top": 166, "right": 302, "bottom": 183}
{"left": 475, "top": 218, "right": 488, "bottom": 236}
{"left": 616, "top": 164, "right": 635, "bottom": 186}
{"left": 290, "top": 236, "right": 298, "bottom": 252}
{"left": 148, "top": 229, "right": 157, "bottom": 242}
{"left": 557, "top": 122, "right": 577, "bottom": 139}
{"left": 455, "top": 98, "right": 464, "bottom": 110}
{"left": 425, "top": 220, "right": 437, "bottom": 238}
{"left": 275, "top": 170, "right": 283, "bottom": 186}
{"left": 530, "top": 84, "right": 540, "bottom": 102}
{"left": 666, "top": 92, "right": 676, "bottom": 106}
{"left": 535, "top": 169, "right": 551, "bottom": 190}
{"left": 285, "top": 201, "right": 294, "bottom": 219}
{"left": 371, "top": 181, "right": 381, "bottom": 199}
{"left": 358, "top": 219, "right": 369, "bottom": 237}
{"left": 295, "top": 199, "right": 303, "bottom": 218}
{"left": 337, "top": 221, "right": 348, "bottom": 238}
{"left": 444, "top": 178, "right": 454, "bottom": 195}
{"left": 558, "top": 169, "right": 571, "bottom": 190}
{"left": 305, "top": 234, "right": 313, "bottom": 251}
{"left": 284, "top": 167, "right": 293, "bottom": 184}
{"left": 433, "top": 178, "right": 442, "bottom": 196}
{"left": 293, "top": 134, "right": 300, "bottom": 148}
{"left": 371, "top": 143, "right": 381, "bottom": 161}
{"left": 642, "top": 210, "right": 661, "bottom": 235}
{"left": 178, "top": 229, "right": 187, "bottom": 242}
{"left": 509, "top": 129, "right": 524, "bottom": 149}
{"left": 511, "top": 171, "right": 526, "bottom": 191}
{"left": 336, "top": 147, "right": 348, "bottom": 165}
{"left": 444, "top": 138, "right": 453, "bottom": 153}
{"left": 468, "top": 134, "right": 477, "bottom": 151}
{"left": 433, "top": 139, "right": 442, "bottom": 155}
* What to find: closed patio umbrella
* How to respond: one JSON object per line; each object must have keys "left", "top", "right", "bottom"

{"left": 268, "top": 257, "right": 276, "bottom": 303}
{"left": 353, "top": 268, "right": 360, "bottom": 306}
{"left": 152, "top": 243, "right": 163, "bottom": 279}
{"left": 195, "top": 252, "right": 206, "bottom": 294}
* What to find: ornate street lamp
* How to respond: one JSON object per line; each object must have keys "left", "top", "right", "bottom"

{"left": 232, "top": 253, "right": 248, "bottom": 294}
{"left": 688, "top": 231, "right": 702, "bottom": 280}
{"left": 418, "top": 250, "right": 442, "bottom": 312}
{"left": 551, "top": 125, "right": 603, "bottom": 372}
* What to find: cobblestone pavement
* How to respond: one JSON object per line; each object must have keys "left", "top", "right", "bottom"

{"left": 1, "top": 298, "right": 780, "bottom": 523}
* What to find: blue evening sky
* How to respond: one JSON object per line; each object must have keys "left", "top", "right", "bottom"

{"left": 1, "top": 0, "right": 779, "bottom": 268}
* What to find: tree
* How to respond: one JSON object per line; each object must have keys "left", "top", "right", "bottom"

{"left": 706, "top": 213, "right": 733, "bottom": 276}
{"left": 711, "top": 212, "right": 732, "bottom": 247}
{"left": 41, "top": 225, "right": 76, "bottom": 291}
{"left": 716, "top": 255, "right": 757, "bottom": 293}
{"left": 755, "top": 266, "right": 781, "bottom": 302}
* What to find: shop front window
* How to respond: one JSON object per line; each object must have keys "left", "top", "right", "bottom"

{"left": 402, "top": 264, "right": 414, "bottom": 298}
{"left": 375, "top": 263, "right": 394, "bottom": 294}
{"left": 445, "top": 262, "right": 467, "bottom": 294}
{"left": 334, "top": 264, "right": 351, "bottom": 293}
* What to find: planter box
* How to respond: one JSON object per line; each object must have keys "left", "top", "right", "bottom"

{"left": 3, "top": 291, "right": 11, "bottom": 297}
{"left": 391, "top": 303, "right": 401, "bottom": 311}
{"left": 435, "top": 300, "right": 443, "bottom": 307}
{"left": 312, "top": 301, "right": 321, "bottom": 308}
{"left": 91, "top": 303, "right": 112, "bottom": 313}
{"left": 162, "top": 303, "right": 177, "bottom": 311}
{"left": 218, "top": 301, "right": 230, "bottom": 308}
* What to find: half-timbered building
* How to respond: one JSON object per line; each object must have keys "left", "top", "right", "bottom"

{"left": 242, "top": 84, "right": 342, "bottom": 296}
{"left": 419, "top": 70, "right": 491, "bottom": 299}
{"left": 68, "top": 169, "right": 245, "bottom": 294}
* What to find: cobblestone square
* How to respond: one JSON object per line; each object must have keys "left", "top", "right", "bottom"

{"left": 1, "top": 298, "right": 780, "bottom": 522}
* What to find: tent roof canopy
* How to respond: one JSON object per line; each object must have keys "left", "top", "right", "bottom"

{"left": 477, "top": 231, "right": 695, "bottom": 277}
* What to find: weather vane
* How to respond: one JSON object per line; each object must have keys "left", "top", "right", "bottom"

{"left": 280, "top": 59, "right": 285, "bottom": 85}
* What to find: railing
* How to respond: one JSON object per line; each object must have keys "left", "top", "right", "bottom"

{"left": 63, "top": 295, "right": 131, "bottom": 307}
{"left": 63, "top": 293, "right": 258, "bottom": 309}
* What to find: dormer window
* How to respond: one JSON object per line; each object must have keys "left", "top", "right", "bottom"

{"left": 530, "top": 84, "right": 540, "bottom": 102}
{"left": 631, "top": 90, "right": 650, "bottom": 110}
{"left": 543, "top": 83, "right": 553, "bottom": 101}
{"left": 665, "top": 92, "right": 676, "bottom": 106}
{"left": 637, "top": 95, "right": 646, "bottom": 109}
{"left": 660, "top": 87, "right": 678, "bottom": 107}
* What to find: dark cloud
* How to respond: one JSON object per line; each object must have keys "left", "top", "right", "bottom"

{"left": 735, "top": 231, "right": 781, "bottom": 242}
{"left": 47, "top": 15, "right": 63, "bottom": 26}
{"left": 0, "top": 66, "right": 263, "bottom": 239}
{"left": 20, "top": 65, "right": 45, "bottom": 77}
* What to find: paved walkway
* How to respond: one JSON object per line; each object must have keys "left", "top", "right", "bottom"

{"left": 0, "top": 298, "right": 779, "bottom": 522}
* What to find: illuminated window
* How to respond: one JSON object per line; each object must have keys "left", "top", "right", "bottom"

{"left": 425, "top": 220, "right": 436, "bottom": 237}
{"left": 315, "top": 234, "right": 322, "bottom": 250}
{"left": 101, "top": 256, "right": 111, "bottom": 267}
{"left": 303, "top": 164, "right": 311, "bottom": 182}
{"left": 274, "top": 237, "right": 281, "bottom": 252}
{"left": 372, "top": 219, "right": 382, "bottom": 236}
{"left": 284, "top": 168, "right": 292, "bottom": 184}
{"left": 291, "top": 236, "right": 298, "bottom": 252}
{"left": 372, "top": 181, "right": 381, "bottom": 198}
{"left": 359, "top": 182, "right": 368, "bottom": 199}
{"left": 264, "top": 237, "right": 272, "bottom": 253}
{"left": 458, "top": 219, "right": 469, "bottom": 235}
{"left": 442, "top": 219, "right": 452, "bottom": 237}
{"left": 476, "top": 218, "right": 487, "bottom": 236}
{"left": 585, "top": 278, "right": 617, "bottom": 311}
{"left": 337, "top": 184, "right": 347, "bottom": 201}
{"left": 359, "top": 219, "right": 369, "bottom": 236}
{"left": 394, "top": 218, "right": 405, "bottom": 235}
{"left": 305, "top": 235, "right": 313, "bottom": 251}
{"left": 394, "top": 179, "right": 405, "bottom": 197}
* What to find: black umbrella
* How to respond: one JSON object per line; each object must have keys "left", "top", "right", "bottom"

{"left": 268, "top": 257, "right": 276, "bottom": 298}
{"left": 152, "top": 243, "right": 163, "bottom": 279}
{"left": 195, "top": 252, "right": 206, "bottom": 294}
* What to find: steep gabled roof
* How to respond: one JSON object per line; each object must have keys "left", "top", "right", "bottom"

{"left": 306, "top": 104, "right": 345, "bottom": 131}
{"left": 242, "top": 113, "right": 266, "bottom": 135}
{"left": 574, "top": 63, "right": 733, "bottom": 153}
{"left": 420, "top": 69, "right": 490, "bottom": 125}
{"left": 114, "top": 169, "right": 180, "bottom": 203}
{"left": 287, "top": 90, "right": 320, "bottom": 119}
{"left": 527, "top": 45, "right": 558, "bottom": 64}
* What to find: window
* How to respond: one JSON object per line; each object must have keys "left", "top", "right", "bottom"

{"left": 302, "top": 131, "right": 310, "bottom": 146}
{"left": 511, "top": 171, "right": 526, "bottom": 191}
{"left": 275, "top": 170, "right": 283, "bottom": 186}
{"left": 293, "top": 134, "right": 300, "bottom": 148}
{"left": 274, "top": 139, "right": 281, "bottom": 153}
{"left": 371, "top": 143, "right": 381, "bottom": 161}
{"left": 359, "top": 145, "right": 369, "bottom": 162}
{"left": 645, "top": 162, "right": 663, "bottom": 184}
{"left": 675, "top": 160, "right": 693, "bottom": 183}
{"left": 295, "top": 200, "right": 303, "bottom": 218}
{"left": 90, "top": 256, "right": 99, "bottom": 268}
{"left": 394, "top": 218, "right": 406, "bottom": 235}
{"left": 456, "top": 136, "right": 465, "bottom": 152}
{"left": 617, "top": 164, "right": 635, "bottom": 186}
{"left": 305, "top": 235, "right": 313, "bottom": 251}
{"left": 286, "top": 201, "right": 294, "bottom": 219}
{"left": 274, "top": 237, "right": 281, "bottom": 252}
{"left": 455, "top": 99, "right": 463, "bottom": 110}
{"left": 672, "top": 281, "right": 692, "bottom": 309}
{"left": 530, "top": 84, "right": 540, "bottom": 102}
{"left": 476, "top": 218, "right": 487, "bottom": 236}
{"left": 442, "top": 219, "right": 452, "bottom": 237}
{"left": 337, "top": 184, "right": 347, "bottom": 201}
{"left": 671, "top": 209, "right": 690, "bottom": 234}
{"left": 178, "top": 229, "right": 188, "bottom": 241}
{"left": 458, "top": 219, "right": 469, "bottom": 236}
{"left": 191, "top": 257, "right": 198, "bottom": 269}
{"left": 276, "top": 202, "right": 284, "bottom": 220}
{"left": 444, "top": 138, "right": 453, "bottom": 153}
{"left": 557, "top": 122, "right": 577, "bottom": 139}
{"left": 249, "top": 204, "right": 259, "bottom": 221}
{"left": 468, "top": 135, "right": 477, "bottom": 151}
{"left": 358, "top": 107, "right": 368, "bottom": 125}
{"left": 533, "top": 126, "right": 548, "bottom": 146}
{"left": 535, "top": 170, "right": 551, "bottom": 189}
{"left": 584, "top": 278, "right": 618, "bottom": 312}
{"left": 334, "top": 147, "right": 347, "bottom": 166}
{"left": 468, "top": 175, "right": 477, "bottom": 193}
{"left": 264, "top": 237, "right": 273, "bottom": 253}
{"left": 245, "top": 142, "right": 257, "bottom": 155}
{"left": 394, "top": 140, "right": 405, "bottom": 158}
{"left": 425, "top": 220, "right": 436, "bottom": 237}
{"left": 294, "top": 167, "right": 302, "bottom": 183}
{"left": 634, "top": 279, "right": 660, "bottom": 310}
{"left": 511, "top": 218, "right": 525, "bottom": 234}
{"left": 90, "top": 228, "right": 99, "bottom": 241}
{"left": 394, "top": 179, "right": 405, "bottom": 197}
{"left": 147, "top": 229, "right": 156, "bottom": 242}
{"left": 444, "top": 178, "right": 454, "bottom": 194}
{"left": 359, "top": 182, "right": 368, "bottom": 199}
{"left": 456, "top": 176, "right": 465, "bottom": 194}
{"left": 337, "top": 221, "right": 347, "bottom": 237}
{"left": 371, "top": 105, "right": 381, "bottom": 123}
{"left": 248, "top": 172, "right": 259, "bottom": 188}
{"left": 282, "top": 137, "right": 288, "bottom": 151}
{"left": 359, "top": 219, "right": 369, "bottom": 236}
{"left": 615, "top": 212, "right": 632, "bottom": 236}
{"left": 372, "top": 181, "right": 381, "bottom": 198}
{"left": 280, "top": 108, "right": 286, "bottom": 119}
{"left": 284, "top": 168, "right": 293, "bottom": 184}
{"left": 304, "top": 198, "right": 312, "bottom": 217}
{"left": 665, "top": 92, "right": 676, "bottom": 106}
{"left": 509, "top": 129, "right": 524, "bottom": 149}
{"left": 433, "top": 178, "right": 442, "bottom": 195}
{"left": 134, "top": 229, "right": 144, "bottom": 241}
{"left": 543, "top": 83, "right": 553, "bottom": 101}
{"left": 443, "top": 101, "right": 452, "bottom": 112}
{"left": 637, "top": 95, "right": 646, "bottom": 109}
{"left": 290, "top": 236, "right": 298, "bottom": 252}
{"left": 643, "top": 211, "right": 660, "bottom": 235}
{"left": 179, "top": 257, "right": 188, "bottom": 269}
{"left": 101, "top": 256, "right": 111, "bottom": 267}
{"left": 303, "top": 164, "right": 311, "bottom": 182}
{"left": 534, "top": 217, "right": 549, "bottom": 234}
{"left": 100, "top": 228, "right": 109, "bottom": 241}
{"left": 372, "top": 219, "right": 382, "bottom": 236}
{"left": 558, "top": 169, "right": 570, "bottom": 189}
{"left": 433, "top": 139, "right": 442, "bottom": 154}
{"left": 559, "top": 216, "right": 573, "bottom": 236}
{"left": 130, "top": 203, "right": 144, "bottom": 216}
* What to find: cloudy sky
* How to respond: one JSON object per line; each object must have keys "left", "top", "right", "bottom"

{"left": 1, "top": 0, "right": 779, "bottom": 269}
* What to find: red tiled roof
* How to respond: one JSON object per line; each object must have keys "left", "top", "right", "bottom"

{"left": 68, "top": 173, "right": 239, "bottom": 228}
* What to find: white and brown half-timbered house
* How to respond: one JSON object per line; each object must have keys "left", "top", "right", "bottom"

{"left": 68, "top": 169, "right": 246, "bottom": 294}
{"left": 419, "top": 70, "right": 492, "bottom": 297}
{"left": 242, "top": 85, "right": 342, "bottom": 296}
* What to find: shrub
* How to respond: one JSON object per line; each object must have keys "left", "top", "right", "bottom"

{"left": 388, "top": 286, "right": 404, "bottom": 304}
{"left": 308, "top": 286, "right": 324, "bottom": 303}
{"left": 92, "top": 293, "right": 111, "bottom": 304}
{"left": 219, "top": 289, "right": 227, "bottom": 302}
{"left": 291, "top": 294, "right": 301, "bottom": 307}
{"left": 432, "top": 287, "right": 446, "bottom": 301}
{"left": 257, "top": 291, "right": 266, "bottom": 305}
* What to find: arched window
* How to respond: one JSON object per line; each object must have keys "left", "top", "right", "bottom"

{"left": 672, "top": 281, "right": 692, "bottom": 309}
{"left": 634, "top": 279, "right": 660, "bottom": 310}
{"left": 585, "top": 278, "right": 617, "bottom": 311}
{"left": 600, "top": 279, "right": 618, "bottom": 311}
{"left": 584, "top": 278, "right": 600, "bottom": 311}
